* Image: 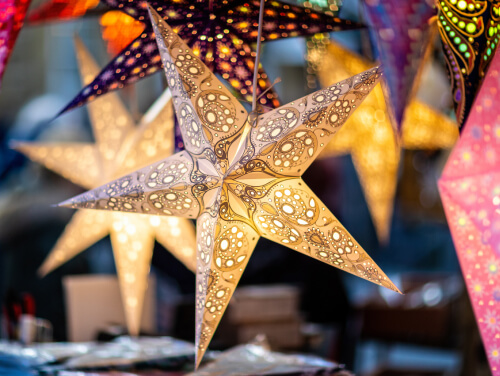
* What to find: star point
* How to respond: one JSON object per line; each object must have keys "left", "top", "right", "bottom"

{"left": 29, "top": 0, "right": 362, "bottom": 112}
{"left": 60, "top": 8, "right": 400, "bottom": 364}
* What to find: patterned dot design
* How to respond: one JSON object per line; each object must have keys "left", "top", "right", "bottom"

{"left": 53, "top": 0, "right": 362, "bottom": 115}
{"left": 146, "top": 160, "right": 191, "bottom": 188}
{"left": 149, "top": 12, "right": 250, "bottom": 174}
{"left": 197, "top": 91, "right": 237, "bottom": 133}
{"left": 179, "top": 104, "right": 204, "bottom": 150}
{"left": 253, "top": 181, "right": 396, "bottom": 291}
{"left": 248, "top": 68, "right": 381, "bottom": 177}
{"left": 439, "top": 47, "right": 500, "bottom": 375}
{"left": 255, "top": 108, "right": 300, "bottom": 142}
{"left": 59, "top": 11, "right": 398, "bottom": 368}
{"left": 214, "top": 226, "right": 248, "bottom": 271}
{"left": 438, "top": 0, "right": 500, "bottom": 126}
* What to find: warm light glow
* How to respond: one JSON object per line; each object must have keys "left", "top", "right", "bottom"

{"left": 31, "top": 0, "right": 361, "bottom": 115}
{"left": 316, "top": 41, "right": 458, "bottom": 243}
{"left": 61, "top": 11, "right": 399, "bottom": 367}
{"left": 15, "top": 37, "right": 196, "bottom": 337}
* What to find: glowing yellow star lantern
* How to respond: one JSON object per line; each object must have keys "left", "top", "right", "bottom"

{"left": 14, "top": 37, "right": 196, "bottom": 336}
{"left": 60, "top": 8, "right": 400, "bottom": 366}
{"left": 316, "top": 41, "right": 459, "bottom": 243}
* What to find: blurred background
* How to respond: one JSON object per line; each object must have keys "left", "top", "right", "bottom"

{"left": 0, "top": 0, "right": 490, "bottom": 375}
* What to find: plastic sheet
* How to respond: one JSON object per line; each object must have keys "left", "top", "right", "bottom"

{"left": 190, "top": 337, "right": 351, "bottom": 376}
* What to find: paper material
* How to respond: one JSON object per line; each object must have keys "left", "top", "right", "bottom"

{"left": 317, "top": 41, "right": 458, "bottom": 242}
{"left": 363, "top": 0, "right": 435, "bottom": 133}
{"left": 0, "top": 0, "right": 31, "bottom": 89}
{"left": 30, "top": 0, "right": 362, "bottom": 113}
{"left": 437, "top": 0, "right": 500, "bottom": 126}
{"left": 439, "top": 49, "right": 500, "bottom": 375}
{"left": 15, "top": 37, "right": 197, "bottom": 337}
{"left": 60, "top": 9, "right": 400, "bottom": 366}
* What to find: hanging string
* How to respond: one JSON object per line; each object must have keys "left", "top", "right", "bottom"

{"left": 251, "top": 0, "right": 266, "bottom": 113}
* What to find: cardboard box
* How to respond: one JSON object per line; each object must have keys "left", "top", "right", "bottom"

{"left": 229, "top": 285, "right": 299, "bottom": 324}
{"left": 237, "top": 317, "right": 303, "bottom": 349}
{"left": 63, "top": 275, "right": 156, "bottom": 342}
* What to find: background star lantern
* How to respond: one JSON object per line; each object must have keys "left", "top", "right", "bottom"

{"left": 14, "top": 37, "right": 197, "bottom": 337}
{"left": 28, "top": 0, "right": 361, "bottom": 113}
{"left": 437, "top": 0, "right": 500, "bottom": 126}
{"left": 316, "top": 41, "right": 459, "bottom": 243}
{"left": 59, "top": 8, "right": 400, "bottom": 367}
{"left": 362, "top": 0, "right": 436, "bottom": 134}
{"left": 439, "top": 49, "right": 500, "bottom": 375}
{"left": 0, "top": 0, "right": 31, "bottom": 89}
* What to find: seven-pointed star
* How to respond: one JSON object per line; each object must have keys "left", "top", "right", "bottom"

{"left": 60, "top": 8, "right": 400, "bottom": 366}
{"left": 317, "top": 41, "right": 458, "bottom": 243}
{"left": 14, "top": 37, "right": 197, "bottom": 337}
{"left": 29, "top": 0, "right": 361, "bottom": 113}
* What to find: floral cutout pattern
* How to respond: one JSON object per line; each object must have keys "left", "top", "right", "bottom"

{"left": 59, "top": 8, "right": 400, "bottom": 367}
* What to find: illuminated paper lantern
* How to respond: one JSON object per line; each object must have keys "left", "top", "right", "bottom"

{"left": 14, "top": 37, "right": 197, "bottom": 336}
{"left": 0, "top": 0, "right": 31, "bottom": 88}
{"left": 437, "top": 0, "right": 500, "bottom": 126}
{"left": 59, "top": 8, "right": 400, "bottom": 366}
{"left": 439, "top": 50, "right": 500, "bottom": 375}
{"left": 100, "top": 11, "right": 145, "bottom": 56}
{"left": 317, "top": 41, "right": 458, "bottom": 242}
{"left": 28, "top": 0, "right": 361, "bottom": 112}
{"left": 363, "top": 0, "right": 436, "bottom": 133}
{"left": 28, "top": 0, "right": 98, "bottom": 22}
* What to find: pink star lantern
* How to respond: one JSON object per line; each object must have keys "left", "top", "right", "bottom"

{"left": 439, "top": 50, "right": 500, "bottom": 374}
{"left": 0, "top": 0, "right": 31, "bottom": 89}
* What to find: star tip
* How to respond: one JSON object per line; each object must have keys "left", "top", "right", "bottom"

{"left": 378, "top": 238, "right": 389, "bottom": 248}
{"left": 194, "top": 348, "right": 205, "bottom": 370}
{"left": 385, "top": 280, "right": 403, "bottom": 295}
{"left": 8, "top": 140, "right": 23, "bottom": 150}
{"left": 54, "top": 199, "right": 72, "bottom": 208}
{"left": 37, "top": 267, "right": 48, "bottom": 278}
{"left": 145, "top": 3, "right": 156, "bottom": 15}
{"left": 393, "top": 129, "right": 403, "bottom": 145}
{"left": 73, "top": 33, "right": 84, "bottom": 45}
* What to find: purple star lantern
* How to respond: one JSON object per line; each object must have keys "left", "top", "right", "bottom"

{"left": 363, "top": 0, "right": 436, "bottom": 135}
{"left": 44, "top": 0, "right": 362, "bottom": 114}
